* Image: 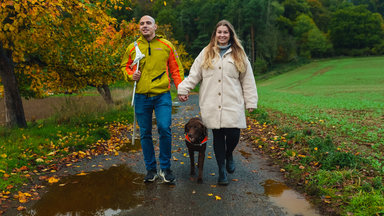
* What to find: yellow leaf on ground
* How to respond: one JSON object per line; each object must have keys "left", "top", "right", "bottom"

{"left": 207, "top": 156, "right": 212, "bottom": 159}
{"left": 17, "top": 206, "right": 26, "bottom": 211}
{"left": 77, "top": 172, "right": 88, "bottom": 176}
{"left": 215, "top": 196, "right": 222, "bottom": 200}
{"left": 48, "top": 177, "right": 60, "bottom": 184}
{"left": 1, "top": 154, "right": 7, "bottom": 158}
{"left": 35, "top": 158, "right": 44, "bottom": 163}
{"left": 207, "top": 193, "right": 213, "bottom": 196}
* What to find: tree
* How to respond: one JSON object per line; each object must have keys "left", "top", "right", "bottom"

{"left": 0, "top": 0, "right": 134, "bottom": 127}
{"left": 330, "top": 5, "right": 384, "bottom": 51}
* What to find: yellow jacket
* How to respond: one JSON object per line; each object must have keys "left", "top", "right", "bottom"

{"left": 121, "top": 35, "right": 184, "bottom": 94}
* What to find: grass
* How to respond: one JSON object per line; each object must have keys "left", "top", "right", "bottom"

{"left": 259, "top": 56, "right": 384, "bottom": 150}
{"left": 248, "top": 56, "right": 384, "bottom": 215}
{"left": 0, "top": 88, "right": 134, "bottom": 193}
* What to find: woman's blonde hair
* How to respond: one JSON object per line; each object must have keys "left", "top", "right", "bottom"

{"left": 202, "top": 20, "right": 247, "bottom": 73}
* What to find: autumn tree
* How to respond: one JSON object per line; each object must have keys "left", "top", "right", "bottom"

{"left": 0, "top": 0, "right": 136, "bottom": 127}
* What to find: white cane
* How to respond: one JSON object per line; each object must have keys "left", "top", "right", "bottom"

{"left": 131, "top": 41, "right": 145, "bottom": 145}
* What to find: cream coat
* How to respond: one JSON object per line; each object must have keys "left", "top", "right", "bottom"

{"left": 178, "top": 47, "right": 258, "bottom": 129}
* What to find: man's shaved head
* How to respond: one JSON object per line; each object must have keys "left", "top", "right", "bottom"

{"left": 139, "top": 15, "right": 157, "bottom": 41}
{"left": 140, "top": 15, "right": 155, "bottom": 24}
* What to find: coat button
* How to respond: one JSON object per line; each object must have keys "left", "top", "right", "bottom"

{"left": 218, "top": 106, "right": 221, "bottom": 109}
{"left": 218, "top": 80, "right": 221, "bottom": 83}
{"left": 218, "top": 93, "right": 221, "bottom": 96}
{"left": 219, "top": 67, "right": 221, "bottom": 69}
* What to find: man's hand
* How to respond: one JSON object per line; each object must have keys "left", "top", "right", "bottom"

{"left": 178, "top": 94, "right": 189, "bottom": 102}
{"left": 132, "top": 70, "right": 141, "bottom": 81}
{"left": 247, "top": 108, "right": 254, "bottom": 113}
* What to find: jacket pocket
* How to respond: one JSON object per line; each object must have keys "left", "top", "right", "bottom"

{"left": 225, "top": 59, "right": 240, "bottom": 79}
{"left": 151, "top": 71, "right": 166, "bottom": 82}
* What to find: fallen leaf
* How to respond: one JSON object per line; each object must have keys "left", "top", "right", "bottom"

{"left": 47, "top": 177, "right": 59, "bottom": 184}
{"left": 207, "top": 156, "right": 212, "bottom": 159}
{"left": 232, "top": 179, "right": 239, "bottom": 182}
{"left": 17, "top": 206, "right": 26, "bottom": 211}
{"left": 210, "top": 173, "right": 215, "bottom": 176}
{"left": 215, "top": 196, "right": 222, "bottom": 200}
{"left": 210, "top": 185, "right": 216, "bottom": 188}
{"left": 35, "top": 158, "right": 44, "bottom": 163}
{"left": 173, "top": 156, "right": 178, "bottom": 161}
{"left": 77, "top": 172, "right": 88, "bottom": 176}
{"left": 207, "top": 193, "right": 213, "bottom": 196}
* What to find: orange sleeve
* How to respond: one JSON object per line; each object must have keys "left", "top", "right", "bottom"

{"left": 120, "top": 45, "right": 136, "bottom": 81}
{"left": 167, "top": 47, "right": 184, "bottom": 88}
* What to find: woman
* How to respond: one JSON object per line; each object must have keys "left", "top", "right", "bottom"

{"left": 178, "top": 20, "right": 258, "bottom": 185}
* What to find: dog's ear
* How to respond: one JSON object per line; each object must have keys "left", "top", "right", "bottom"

{"left": 185, "top": 121, "right": 190, "bottom": 134}
{"left": 203, "top": 125, "right": 208, "bottom": 138}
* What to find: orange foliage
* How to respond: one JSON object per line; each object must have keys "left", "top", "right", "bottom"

{"left": 0, "top": 0, "right": 137, "bottom": 97}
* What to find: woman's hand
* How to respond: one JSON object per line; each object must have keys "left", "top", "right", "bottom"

{"left": 178, "top": 94, "right": 189, "bottom": 102}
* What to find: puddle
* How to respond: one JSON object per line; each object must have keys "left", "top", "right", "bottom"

{"left": 262, "top": 179, "right": 320, "bottom": 216}
{"left": 120, "top": 138, "right": 142, "bottom": 152}
{"left": 22, "top": 165, "right": 145, "bottom": 216}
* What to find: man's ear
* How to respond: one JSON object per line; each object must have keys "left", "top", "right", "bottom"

{"left": 154, "top": 24, "right": 157, "bottom": 31}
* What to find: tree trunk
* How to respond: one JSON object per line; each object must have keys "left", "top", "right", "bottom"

{"left": 96, "top": 84, "right": 113, "bottom": 105}
{"left": 250, "top": 25, "right": 255, "bottom": 65}
{"left": 0, "top": 44, "right": 27, "bottom": 128}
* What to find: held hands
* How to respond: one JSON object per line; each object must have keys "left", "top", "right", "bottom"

{"left": 178, "top": 94, "right": 189, "bottom": 102}
{"left": 132, "top": 70, "right": 141, "bottom": 81}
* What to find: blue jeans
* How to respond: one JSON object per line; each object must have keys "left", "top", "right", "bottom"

{"left": 134, "top": 92, "right": 172, "bottom": 171}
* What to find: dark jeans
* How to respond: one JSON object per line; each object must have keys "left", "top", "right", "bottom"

{"left": 134, "top": 92, "right": 172, "bottom": 171}
{"left": 212, "top": 128, "right": 240, "bottom": 165}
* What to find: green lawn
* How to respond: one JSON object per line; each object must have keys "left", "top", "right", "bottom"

{"left": 259, "top": 56, "right": 384, "bottom": 149}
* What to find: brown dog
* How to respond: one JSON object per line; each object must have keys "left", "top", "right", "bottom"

{"left": 184, "top": 117, "right": 208, "bottom": 183}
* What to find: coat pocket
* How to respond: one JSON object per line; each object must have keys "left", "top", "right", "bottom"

{"left": 225, "top": 59, "right": 240, "bottom": 79}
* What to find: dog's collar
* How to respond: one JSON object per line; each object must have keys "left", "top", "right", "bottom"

{"left": 185, "top": 134, "right": 208, "bottom": 146}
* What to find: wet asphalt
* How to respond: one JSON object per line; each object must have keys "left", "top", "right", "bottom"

{"left": 116, "top": 94, "right": 288, "bottom": 216}
{"left": 6, "top": 94, "right": 321, "bottom": 216}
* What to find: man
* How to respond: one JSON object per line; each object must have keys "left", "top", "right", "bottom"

{"left": 121, "top": 15, "right": 184, "bottom": 183}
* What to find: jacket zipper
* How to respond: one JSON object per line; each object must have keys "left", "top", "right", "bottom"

{"left": 148, "top": 41, "right": 151, "bottom": 56}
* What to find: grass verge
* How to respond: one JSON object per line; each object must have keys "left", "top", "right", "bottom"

{"left": 0, "top": 94, "right": 133, "bottom": 195}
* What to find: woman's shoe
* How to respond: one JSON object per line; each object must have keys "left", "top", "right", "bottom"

{"left": 226, "top": 154, "right": 235, "bottom": 174}
{"left": 218, "top": 163, "right": 229, "bottom": 185}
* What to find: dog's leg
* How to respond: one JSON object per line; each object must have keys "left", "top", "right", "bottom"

{"left": 197, "top": 148, "right": 206, "bottom": 184}
{"left": 188, "top": 148, "right": 195, "bottom": 176}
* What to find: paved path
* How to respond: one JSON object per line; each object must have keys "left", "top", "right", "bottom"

{"left": 7, "top": 94, "right": 320, "bottom": 216}
{"left": 117, "top": 94, "right": 288, "bottom": 216}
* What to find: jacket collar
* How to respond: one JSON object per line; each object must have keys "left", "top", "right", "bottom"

{"left": 137, "top": 34, "right": 165, "bottom": 43}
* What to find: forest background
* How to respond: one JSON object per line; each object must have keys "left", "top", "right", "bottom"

{"left": 1, "top": 0, "right": 384, "bottom": 127}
